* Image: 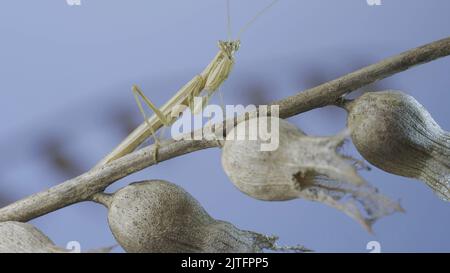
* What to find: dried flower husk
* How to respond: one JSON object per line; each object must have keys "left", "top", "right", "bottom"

{"left": 102, "top": 180, "right": 308, "bottom": 253}
{"left": 221, "top": 117, "right": 403, "bottom": 232}
{"left": 344, "top": 90, "right": 450, "bottom": 201}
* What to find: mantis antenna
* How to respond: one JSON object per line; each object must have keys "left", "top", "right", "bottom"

{"left": 236, "top": 0, "right": 280, "bottom": 40}
{"left": 226, "top": 0, "right": 232, "bottom": 40}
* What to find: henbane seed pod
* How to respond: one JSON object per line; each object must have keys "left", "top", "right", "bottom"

{"left": 96, "top": 180, "right": 308, "bottom": 253}
{"left": 0, "top": 221, "right": 66, "bottom": 253}
{"left": 343, "top": 90, "right": 450, "bottom": 201}
{"left": 221, "top": 117, "right": 402, "bottom": 232}
{"left": 0, "top": 221, "right": 115, "bottom": 253}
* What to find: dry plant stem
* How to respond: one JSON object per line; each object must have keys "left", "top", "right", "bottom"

{"left": 0, "top": 36, "right": 449, "bottom": 223}
{"left": 0, "top": 140, "right": 218, "bottom": 222}
{"left": 274, "top": 36, "right": 450, "bottom": 118}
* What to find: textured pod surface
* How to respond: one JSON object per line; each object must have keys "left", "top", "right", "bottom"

{"left": 345, "top": 90, "right": 450, "bottom": 201}
{"left": 222, "top": 117, "right": 402, "bottom": 231}
{"left": 0, "top": 221, "right": 65, "bottom": 253}
{"left": 107, "top": 180, "right": 284, "bottom": 253}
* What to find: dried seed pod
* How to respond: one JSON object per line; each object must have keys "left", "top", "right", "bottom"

{"left": 0, "top": 221, "right": 66, "bottom": 253}
{"left": 343, "top": 90, "right": 450, "bottom": 201}
{"left": 221, "top": 117, "right": 402, "bottom": 232}
{"left": 98, "top": 180, "right": 305, "bottom": 253}
{"left": 0, "top": 221, "right": 115, "bottom": 253}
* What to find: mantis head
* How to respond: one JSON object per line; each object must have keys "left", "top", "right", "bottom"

{"left": 218, "top": 40, "right": 240, "bottom": 59}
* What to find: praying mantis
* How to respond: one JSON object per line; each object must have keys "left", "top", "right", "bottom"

{"left": 95, "top": 0, "right": 279, "bottom": 167}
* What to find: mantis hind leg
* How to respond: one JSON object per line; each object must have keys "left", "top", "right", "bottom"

{"left": 215, "top": 87, "right": 226, "bottom": 148}
{"left": 189, "top": 89, "right": 215, "bottom": 115}
{"left": 132, "top": 84, "right": 171, "bottom": 162}
{"left": 187, "top": 88, "right": 225, "bottom": 147}
{"left": 132, "top": 85, "right": 172, "bottom": 126}
{"left": 217, "top": 87, "right": 226, "bottom": 120}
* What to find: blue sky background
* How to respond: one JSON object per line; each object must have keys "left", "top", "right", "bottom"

{"left": 0, "top": 0, "right": 449, "bottom": 252}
